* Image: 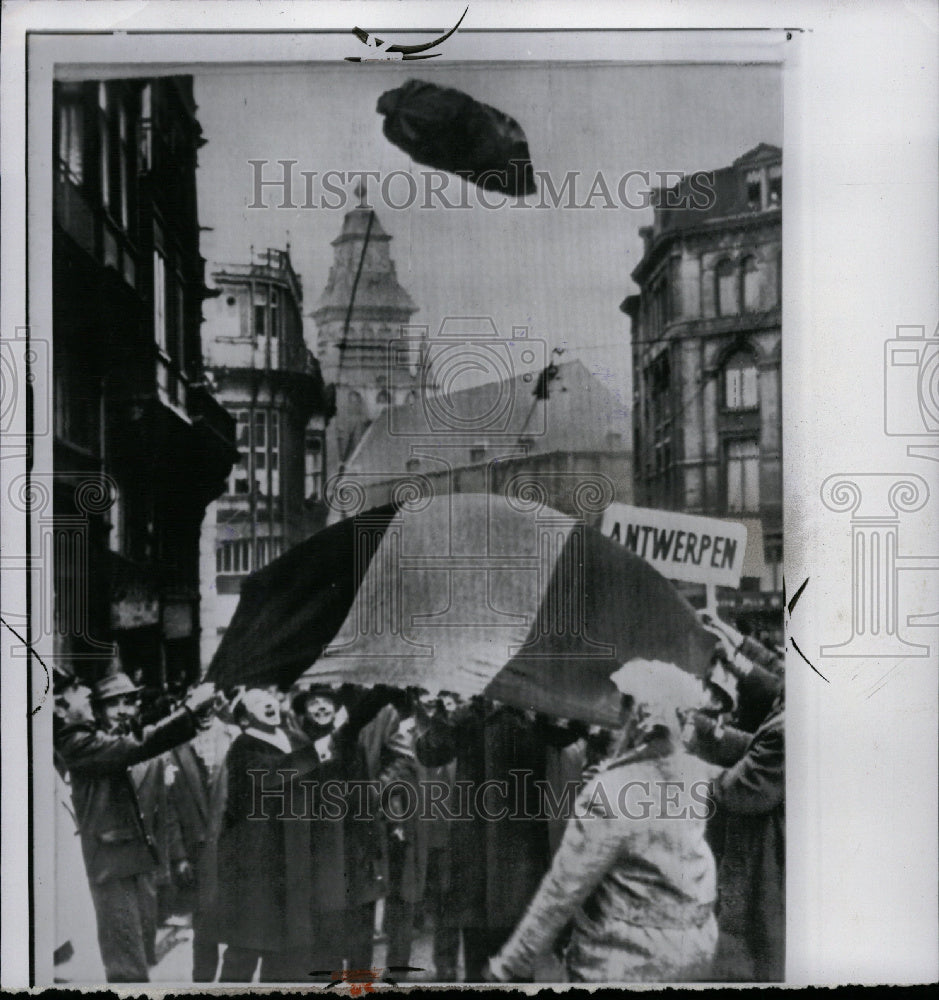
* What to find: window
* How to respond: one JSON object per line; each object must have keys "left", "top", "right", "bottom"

{"left": 254, "top": 410, "right": 267, "bottom": 493}
{"left": 305, "top": 433, "right": 323, "bottom": 501}
{"left": 745, "top": 169, "right": 763, "bottom": 210}
{"left": 742, "top": 256, "right": 761, "bottom": 312}
{"left": 724, "top": 351, "right": 759, "bottom": 410}
{"left": 107, "top": 482, "right": 124, "bottom": 555}
{"left": 226, "top": 409, "right": 279, "bottom": 496}
{"left": 96, "top": 85, "right": 132, "bottom": 229}
{"left": 138, "top": 84, "right": 153, "bottom": 171}
{"left": 647, "top": 275, "right": 668, "bottom": 333}
{"left": 668, "top": 256, "right": 682, "bottom": 321}
{"left": 768, "top": 164, "right": 782, "bottom": 206}
{"left": 644, "top": 352, "right": 674, "bottom": 503}
{"left": 716, "top": 259, "right": 738, "bottom": 316}
{"left": 117, "top": 103, "right": 130, "bottom": 229}
{"left": 255, "top": 537, "right": 284, "bottom": 570}
{"left": 228, "top": 410, "right": 250, "bottom": 494}
{"left": 174, "top": 276, "right": 186, "bottom": 371}
{"left": 153, "top": 252, "right": 167, "bottom": 352}
{"left": 98, "top": 83, "right": 110, "bottom": 208}
{"left": 57, "top": 86, "right": 84, "bottom": 184}
{"left": 54, "top": 347, "right": 102, "bottom": 454}
{"left": 270, "top": 289, "right": 279, "bottom": 339}
{"left": 217, "top": 539, "right": 253, "bottom": 575}
{"left": 726, "top": 439, "right": 760, "bottom": 513}
{"left": 254, "top": 287, "right": 267, "bottom": 339}
{"left": 270, "top": 410, "right": 280, "bottom": 497}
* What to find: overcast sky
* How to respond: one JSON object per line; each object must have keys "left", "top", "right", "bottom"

{"left": 194, "top": 62, "right": 781, "bottom": 406}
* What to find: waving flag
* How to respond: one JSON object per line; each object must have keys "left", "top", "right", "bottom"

{"left": 207, "top": 493, "right": 714, "bottom": 725}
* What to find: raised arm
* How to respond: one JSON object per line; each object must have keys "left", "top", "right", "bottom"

{"left": 56, "top": 708, "right": 198, "bottom": 775}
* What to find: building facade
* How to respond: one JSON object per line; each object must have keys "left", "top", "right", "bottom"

{"left": 199, "top": 248, "right": 334, "bottom": 667}
{"left": 52, "top": 76, "right": 236, "bottom": 688}
{"left": 312, "top": 199, "right": 429, "bottom": 484}
{"left": 623, "top": 144, "right": 782, "bottom": 636}
{"left": 332, "top": 358, "right": 632, "bottom": 524}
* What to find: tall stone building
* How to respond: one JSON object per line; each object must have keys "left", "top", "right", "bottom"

{"left": 312, "top": 196, "right": 428, "bottom": 483}
{"left": 199, "top": 247, "right": 334, "bottom": 667}
{"left": 52, "top": 76, "right": 236, "bottom": 687}
{"left": 622, "top": 144, "right": 782, "bottom": 637}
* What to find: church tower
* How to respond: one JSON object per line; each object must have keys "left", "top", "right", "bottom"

{"left": 312, "top": 191, "right": 425, "bottom": 482}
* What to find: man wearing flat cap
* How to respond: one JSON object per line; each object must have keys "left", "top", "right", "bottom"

{"left": 54, "top": 666, "right": 216, "bottom": 983}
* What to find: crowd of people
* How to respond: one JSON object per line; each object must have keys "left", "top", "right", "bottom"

{"left": 53, "top": 612, "right": 784, "bottom": 985}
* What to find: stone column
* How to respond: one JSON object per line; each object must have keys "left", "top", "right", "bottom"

{"left": 820, "top": 473, "right": 930, "bottom": 657}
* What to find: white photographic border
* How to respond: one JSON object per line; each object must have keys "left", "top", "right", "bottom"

{"left": 2, "top": 0, "right": 937, "bottom": 988}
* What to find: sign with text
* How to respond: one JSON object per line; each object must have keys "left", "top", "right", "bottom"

{"left": 601, "top": 503, "right": 748, "bottom": 588}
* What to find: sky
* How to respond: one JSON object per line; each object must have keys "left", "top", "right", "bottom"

{"left": 194, "top": 62, "right": 782, "bottom": 407}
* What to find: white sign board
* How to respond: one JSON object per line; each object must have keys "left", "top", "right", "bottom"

{"left": 601, "top": 502, "right": 748, "bottom": 589}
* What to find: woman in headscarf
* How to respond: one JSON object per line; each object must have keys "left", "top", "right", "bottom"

{"left": 486, "top": 659, "right": 720, "bottom": 984}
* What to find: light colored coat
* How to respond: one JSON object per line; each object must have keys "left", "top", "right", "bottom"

{"left": 494, "top": 746, "right": 719, "bottom": 983}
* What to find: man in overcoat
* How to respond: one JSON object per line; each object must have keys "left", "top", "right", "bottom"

{"left": 163, "top": 710, "right": 237, "bottom": 981}
{"left": 53, "top": 672, "right": 216, "bottom": 983}
{"left": 689, "top": 624, "right": 785, "bottom": 982}
{"left": 415, "top": 698, "right": 557, "bottom": 981}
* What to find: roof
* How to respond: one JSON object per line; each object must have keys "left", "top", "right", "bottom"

{"left": 652, "top": 143, "right": 782, "bottom": 232}
{"left": 313, "top": 207, "right": 417, "bottom": 318}
{"left": 344, "top": 358, "right": 631, "bottom": 476}
{"left": 632, "top": 144, "right": 782, "bottom": 283}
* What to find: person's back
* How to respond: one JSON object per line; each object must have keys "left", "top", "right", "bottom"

{"left": 561, "top": 749, "right": 718, "bottom": 982}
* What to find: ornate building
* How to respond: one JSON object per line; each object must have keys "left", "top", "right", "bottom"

{"left": 622, "top": 144, "right": 783, "bottom": 637}
{"left": 312, "top": 196, "right": 428, "bottom": 483}
{"left": 52, "top": 76, "right": 236, "bottom": 687}
{"left": 199, "top": 247, "right": 334, "bottom": 667}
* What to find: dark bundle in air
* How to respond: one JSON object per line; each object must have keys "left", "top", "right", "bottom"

{"left": 376, "top": 79, "right": 536, "bottom": 197}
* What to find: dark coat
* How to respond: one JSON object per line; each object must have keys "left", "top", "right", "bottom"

{"left": 417, "top": 701, "right": 553, "bottom": 930}
{"left": 163, "top": 722, "right": 236, "bottom": 932}
{"left": 711, "top": 706, "right": 785, "bottom": 981}
{"left": 54, "top": 708, "right": 198, "bottom": 886}
{"left": 214, "top": 731, "right": 325, "bottom": 953}
{"left": 298, "top": 716, "right": 387, "bottom": 910}
{"left": 362, "top": 704, "right": 429, "bottom": 906}
{"left": 164, "top": 742, "right": 213, "bottom": 864}
{"left": 130, "top": 754, "right": 184, "bottom": 890}
{"left": 693, "top": 665, "right": 784, "bottom": 983}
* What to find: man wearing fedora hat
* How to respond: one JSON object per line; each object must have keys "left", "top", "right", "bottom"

{"left": 54, "top": 667, "right": 216, "bottom": 983}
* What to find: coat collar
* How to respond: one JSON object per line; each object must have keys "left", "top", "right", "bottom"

{"left": 243, "top": 726, "right": 293, "bottom": 754}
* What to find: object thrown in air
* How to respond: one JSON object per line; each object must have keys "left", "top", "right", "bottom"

{"left": 376, "top": 79, "right": 536, "bottom": 197}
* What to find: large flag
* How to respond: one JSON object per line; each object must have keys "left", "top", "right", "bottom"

{"left": 207, "top": 493, "right": 715, "bottom": 725}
